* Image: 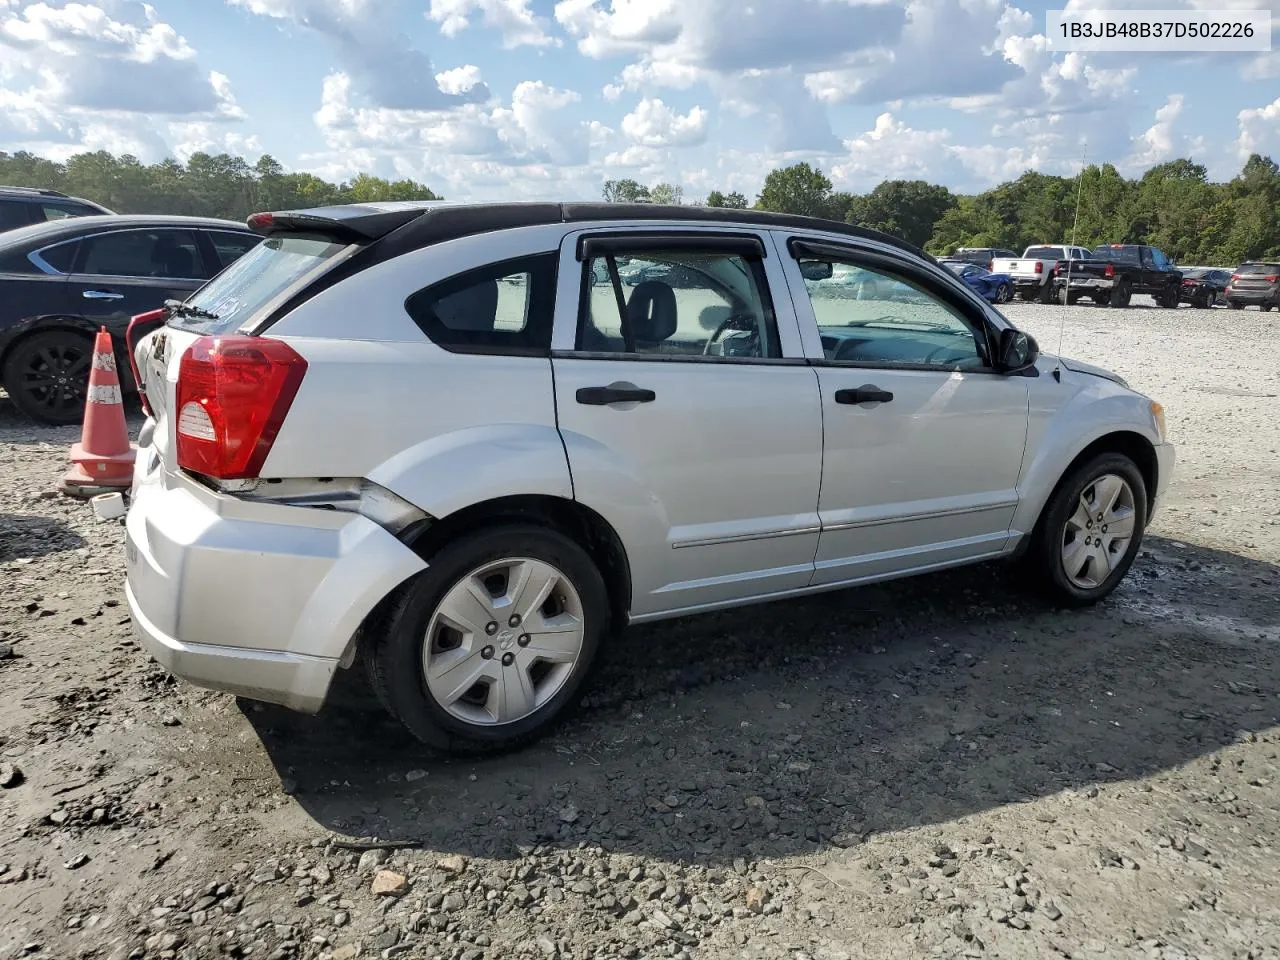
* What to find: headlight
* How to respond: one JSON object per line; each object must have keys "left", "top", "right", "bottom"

{"left": 1150, "top": 400, "right": 1167, "bottom": 441}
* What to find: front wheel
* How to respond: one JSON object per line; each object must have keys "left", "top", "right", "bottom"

{"left": 365, "top": 524, "right": 609, "bottom": 755}
{"left": 1028, "top": 453, "right": 1148, "bottom": 607}
{"left": 995, "top": 283, "right": 1012, "bottom": 304}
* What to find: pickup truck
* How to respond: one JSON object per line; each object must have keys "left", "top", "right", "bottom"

{"left": 1054, "top": 244, "right": 1182, "bottom": 308}
{"left": 991, "top": 245, "right": 1093, "bottom": 303}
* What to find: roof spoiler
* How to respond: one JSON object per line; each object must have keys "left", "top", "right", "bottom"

{"left": 245, "top": 205, "right": 433, "bottom": 243}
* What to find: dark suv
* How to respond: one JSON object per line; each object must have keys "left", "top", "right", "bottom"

{"left": 0, "top": 185, "right": 113, "bottom": 233}
{"left": 951, "top": 246, "right": 1017, "bottom": 270}
{"left": 1226, "top": 262, "right": 1280, "bottom": 311}
{"left": 0, "top": 214, "right": 260, "bottom": 424}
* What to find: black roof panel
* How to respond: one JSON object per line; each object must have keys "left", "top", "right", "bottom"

{"left": 249, "top": 201, "right": 932, "bottom": 262}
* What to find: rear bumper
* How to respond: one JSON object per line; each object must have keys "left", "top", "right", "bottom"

{"left": 1058, "top": 276, "right": 1114, "bottom": 291}
{"left": 1225, "top": 287, "right": 1278, "bottom": 304}
{"left": 124, "top": 458, "right": 426, "bottom": 712}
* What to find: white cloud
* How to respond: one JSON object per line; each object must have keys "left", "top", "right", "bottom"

{"left": 619, "top": 97, "right": 708, "bottom": 147}
{"left": 831, "top": 113, "right": 960, "bottom": 189}
{"left": 0, "top": 0, "right": 247, "bottom": 162}
{"left": 1128, "top": 94, "right": 1190, "bottom": 168}
{"left": 1236, "top": 96, "right": 1280, "bottom": 158}
{"left": 435, "top": 65, "right": 487, "bottom": 97}
{"left": 427, "top": 0, "right": 559, "bottom": 48}
{"left": 230, "top": 0, "right": 490, "bottom": 109}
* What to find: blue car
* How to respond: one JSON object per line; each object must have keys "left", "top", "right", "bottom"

{"left": 940, "top": 258, "right": 1014, "bottom": 304}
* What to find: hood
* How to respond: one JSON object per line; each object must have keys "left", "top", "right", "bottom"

{"left": 1043, "top": 354, "right": 1130, "bottom": 388}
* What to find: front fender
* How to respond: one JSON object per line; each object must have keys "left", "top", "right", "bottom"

{"left": 365, "top": 423, "right": 573, "bottom": 520}
{"left": 1011, "top": 373, "right": 1162, "bottom": 536}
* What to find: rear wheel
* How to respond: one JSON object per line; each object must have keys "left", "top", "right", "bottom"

{"left": 1159, "top": 285, "right": 1180, "bottom": 308}
{"left": 365, "top": 524, "right": 609, "bottom": 755}
{"left": 1039, "top": 281, "right": 1056, "bottom": 304}
{"left": 995, "top": 283, "right": 1012, "bottom": 303}
{"left": 1228, "top": 300, "right": 1243, "bottom": 310}
{"left": 1, "top": 330, "right": 94, "bottom": 425}
{"left": 1111, "top": 280, "right": 1132, "bottom": 308}
{"left": 1028, "top": 453, "right": 1148, "bottom": 607}
{"left": 1263, "top": 303, "right": 1274, "bottom": 313}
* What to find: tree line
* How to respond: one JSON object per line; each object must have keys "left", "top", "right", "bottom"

{"left": 3, "top": 148, "right": 1275, "bottom": 266}
{"left": 608, "top": 154, "right": 1280, "bottom": 266}
{"left": 0, "top": 150, "right": 440, "bottom": 223}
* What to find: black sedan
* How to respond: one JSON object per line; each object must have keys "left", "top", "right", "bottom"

{"left": 0, "top": 214, "right": 259, "bottom": 424}
{"left": 1178, "top": 267, "right": 1232, "bottom": 308}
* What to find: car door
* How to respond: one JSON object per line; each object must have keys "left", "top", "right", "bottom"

{"left": 67, "top": 227, "right": 212, "bottom": 339}
{"left": 550, "top": 226, "right": 824, "bottom": 619}
{"left": 775, "top": 231, "right": 1031, "bottom": 586}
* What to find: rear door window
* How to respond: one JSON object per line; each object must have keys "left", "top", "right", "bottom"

{"left": 78, "top": 229, "right": 204, "bottom": 279}
{"left": 41, "top": 201, "right": 97, "bottom": 221}
{"left": 34, "top": 240, "right": 80, "bottom": 274}
{"left": 177, "top": 234, "right": 350, "bottom": 335}
{"left": 0, "top": 199, "right": 32, "bottom": 231}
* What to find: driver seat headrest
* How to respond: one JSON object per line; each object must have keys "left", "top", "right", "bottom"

{"left": 627, "top": 281, "right": 678, "bottom": 343}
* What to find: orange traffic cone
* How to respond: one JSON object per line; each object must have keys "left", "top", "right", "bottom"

{"left": 59, "top": 326, "right": 137, "bottom": 498}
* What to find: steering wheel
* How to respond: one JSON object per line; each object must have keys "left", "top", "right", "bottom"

{"left": 703, "top": 313, "right": 759, "bottom": 356}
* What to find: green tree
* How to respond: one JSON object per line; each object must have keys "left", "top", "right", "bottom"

{"left": 755, "top": 162, "right": 835, "bottom": 218}
{"left": 649, "top": 182, "right": 684, "bottom": 205}
{"left": 602, "top": 178, "right": 651, "bottom": 203}
{"left": 847, "top": 180, "right": 955, "bottom": 248}
{"left": 705, "top": 189, "right": 747, "bottom": 208}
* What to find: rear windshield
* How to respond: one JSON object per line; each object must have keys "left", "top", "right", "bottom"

{"left": 1094, "top": 245, "right": 1141, "bottom": 263}
{"left": 174, "top": 234, "right": 349, "bottom": 334}
{"left": 1236, "top": 263, "right": 1280, "bottom": 275}
{"left": 1023, "top": 246, "right": 1065, "bottom": 259}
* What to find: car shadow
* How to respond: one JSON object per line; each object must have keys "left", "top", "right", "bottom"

{"left": 0, "top": 513, "right": 89, "bottom": 561}
{"left": 240, "top": 535, "right": 1279, "bottom": 867}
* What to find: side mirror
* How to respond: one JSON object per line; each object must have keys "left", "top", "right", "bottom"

{"left": 998, "top": 328, "right": 1039, "bottom": 373}
{"left": 799, "top": 260, "right": 834, "bottom": 281}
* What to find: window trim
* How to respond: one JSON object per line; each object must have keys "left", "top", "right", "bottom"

{"left": 786, "top": 237, "right": 1004, "bottom": 374}
{"left": 65, "top": 226, "right": 209, "bottom": 282}
{"left": 572, "top": 237, "right": 784, "bottom": 363}
{"left": 403, "top": 250, "right": 559, "bottom": 358}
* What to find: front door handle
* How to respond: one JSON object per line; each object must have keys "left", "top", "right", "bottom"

{"left": 835, "top": 385, "right": 894, "bottom": 405}
{"left": 576, "top": 385, "right": 656, "bottom": 406}
{"left": 83, "top": 289, "right": 124, "bottom": 301}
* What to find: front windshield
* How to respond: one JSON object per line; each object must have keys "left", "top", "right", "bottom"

{"left": 176, "top": 234, "right": 350, "bottom": 334}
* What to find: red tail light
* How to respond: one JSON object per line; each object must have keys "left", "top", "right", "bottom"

{"left": 175, "top": 335, "right": 307, "bottom": 480}
{"left": 1104, "top": 264, "right": 1115, "bottom": 278}
{"left": 987, "top": 260, "right": 994, "bottom": 271}
{"left": 125, "top": 308, "right": 167, "bottom": 417}
{"left": 1034, "top": 261, "right": 1043, "bottom": 274}
{"left": 1266, "top": 275, "right": 1279, "bottom": 283}
{"left": 1231, "top": 274, "right": 1241, "bottom": 282}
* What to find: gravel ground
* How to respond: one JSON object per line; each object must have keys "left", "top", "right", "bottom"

{"left": 1, "top": 299, "right": 1278, "bottom": 960}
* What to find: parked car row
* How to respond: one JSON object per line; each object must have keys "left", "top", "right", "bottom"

{"left": 968, "top": 241, "right": 1280, "bottom": 312}
{"left": 0, "top": 211, "right": 260, "bottom": 423}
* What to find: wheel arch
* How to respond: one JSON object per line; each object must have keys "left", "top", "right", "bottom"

{"left": 1018, "top": 429, "right": 1158, "bottom": 555}
{"left": 404, "top": 493, "right": 632, "bottom": 634}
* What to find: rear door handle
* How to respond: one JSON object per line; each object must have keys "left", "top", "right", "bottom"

{"left": 835, "top": 385, "right": 894, "bottom": 405}
{"left": 576, "top": 385, "right": 656, "bottom": 406}
{"left": 83, "top": 289, "right": 124, "bottom": 300}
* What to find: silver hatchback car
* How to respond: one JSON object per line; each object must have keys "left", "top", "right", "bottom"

{"left": 125, "top": 202, "right": 1174, "bottom": 754}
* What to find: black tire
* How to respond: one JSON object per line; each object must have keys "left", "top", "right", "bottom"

{"left": 1027, "top": 453, "right": 1148, "bottom": 607}
{"left": 995, "top": 283, "right": 1012, "bottom": 304}
{"left": 1111, "top": 280, "right": 1132, "bottom": 308}
{"left": 1159, "top": 285, "right": 1180, "bottom": 308}
{"left": 1262, "top": 303, "right": 1274, "bottom": 313}
{"left": 1198, "top": 289, "right": 1215, "bottom": 309}
{"left": 1092, "top": 291, "right": 1112, "bottom": 306}
{"left": 365, "top": 523, "right": 610, "bottom": 755}
{"left": 1, "top": 330, "right": 94, "bottom": 425}
{"left": 1039, "top": 281, "right": 1056, "bottom": 304}
{"left": 1228, "top": 300, "right": 1243, "bottom": 310}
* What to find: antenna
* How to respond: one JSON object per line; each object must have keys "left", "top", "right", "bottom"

{"left": 1054, "top": 139, "right": 1088, "bottom": 381}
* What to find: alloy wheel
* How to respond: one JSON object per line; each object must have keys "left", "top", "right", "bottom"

{"left": 1060, "top": 473, "right": 1137, "bottom": 589}
{"left": 16, "top": 339, "right": 90, "bottom": 421}
{"left": 422, "top": 557, "right": 585, "bottom": 726}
